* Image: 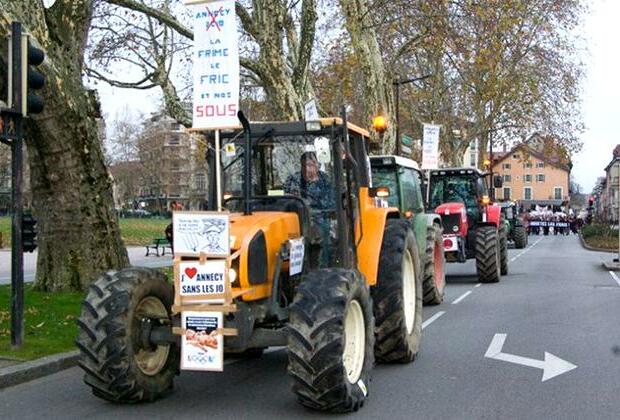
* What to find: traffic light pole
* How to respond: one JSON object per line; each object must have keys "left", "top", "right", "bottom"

{"left": 9, "top": 22, "right": 25, "bottom": 348}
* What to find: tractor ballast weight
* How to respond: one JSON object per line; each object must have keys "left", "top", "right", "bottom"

{"left": 76, "top": 111, "right": 425, "bottom": 413}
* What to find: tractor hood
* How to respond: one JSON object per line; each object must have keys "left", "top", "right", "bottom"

{"left": 434, "top": 202, "right": 466, "bottom": 216}
{"left": 229, "top": 211, "right": 300, "bottom": 302}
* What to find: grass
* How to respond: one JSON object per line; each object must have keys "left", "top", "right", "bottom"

{"left": 0, "top": 284, "right": 83, "bottom": 361}
{"left": 0, "top": 216, "right": 170, "bottom": 248}
{"left": 581, "top": 224, "right": 619, "bottom": 250}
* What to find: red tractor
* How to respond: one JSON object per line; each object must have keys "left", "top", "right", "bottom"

{"left": 427, "top": 168, "right": 507, "bottom": 283}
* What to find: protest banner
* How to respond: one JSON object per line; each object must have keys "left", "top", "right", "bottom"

{"left": 422, "top": 123, "right": 441, "bottom": 169}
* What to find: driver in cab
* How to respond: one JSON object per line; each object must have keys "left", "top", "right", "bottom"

{"left": 284, "top": 151, "right": 334, "bottom": 267}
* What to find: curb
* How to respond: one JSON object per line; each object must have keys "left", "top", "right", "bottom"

{"left": 0, "top": 350, "right": 79, "bottom": 390}
{"left": 578, "top": 233, "right": 616, "bottom": 253}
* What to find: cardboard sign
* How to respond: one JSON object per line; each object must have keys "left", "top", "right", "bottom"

{"left": 192, "top": 0, "right": 240, "bottom": 129}
{"left": 304, "top": 99, "right": 319, "bottom": 120}
{"left": 173, "top": 211, "right": 230, "bottom": 257}
{"left": 178, "top": 260, "right": 227, "bottom": 303}
{"left": 289, "top": 237, "right": 304, "bottom": 276}
{"left": 181, "top": 311, "right": 224, "bottom": 371}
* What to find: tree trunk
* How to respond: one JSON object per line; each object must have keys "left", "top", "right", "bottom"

{"left": 1, "top": 1, "right": 129, "bottom": 291}
{"left": 339, "top": 0, "right": 396, "bottom": 153}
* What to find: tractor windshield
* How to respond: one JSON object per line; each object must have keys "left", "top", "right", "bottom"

{"left": 222, "top": 134, "right": 337, "bottom": 267}
{"left": 428, "top": 175, "right": 482, "bottom": 211}
{"left": 368, "top": 167, "right": 400, "bottom": 208}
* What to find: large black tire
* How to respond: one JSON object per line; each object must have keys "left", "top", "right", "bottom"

{"left": 76, "top": 268, "right": 179, "bottom": 403}
{"left": 500, "top": 225, "right": 509, "bottom": 275}
{"left": 288, "top": 269, "right": 374, "bottom": 413}
{"left": 422, "top": 224, "right": 445, "bottom": 305}
{"left": 373, "top": 219, "right": 423, "bottom": 363}
{"left": 475, "top": 226, "right": 501, "bottom": 283}
{"left": 514, "top": 226, "right": 527, "bottom": 249}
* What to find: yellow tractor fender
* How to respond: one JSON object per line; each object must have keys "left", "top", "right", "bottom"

{"left": 356, "top": 187, "right": 401, "bottom": 286}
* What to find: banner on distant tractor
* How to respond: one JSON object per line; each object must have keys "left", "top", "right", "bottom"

{"left": 528, "top": 221, "right": 569, "bottom": 228}
{"left": 421, "top": 123, "right": 441, "bottom": 169}
{"left": 192, "top": 0, "right": 239, "bottom": 129}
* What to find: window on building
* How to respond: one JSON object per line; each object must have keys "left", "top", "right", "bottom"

{"left": 503, "top": 174, "right": 511, "bottom": 183}
{"left": 523, "top": 162, "right": 533, "bottom": 169}
{"left": 524, "top": 174, "right": 532, "bottom": 183}
{"left": 536, "top": 174, "right": 545, "bottom": 182}
{"left": 554, "top": 187, "right": 563, "bottom": 200}
{"left": 168, "top": 133, "right": 180, "bottom": 145}
{"left": 195, "top": 173, "right": 206, "bottom": 191}
{"left": 469, "top": 153, "right": 476, "bottom": 167}
{"left": 524, "top": 187, "right": 532, "bottom": 200}
{"left": 536, "top": 162, "right": 545, "bottom": 168}
{"left": 513, "top": 154, "right": 520, "bottom": 159}
{"left": 503, "top": 187, "right": 511, "bottom": 200}
{"left": 170, "top": 122, "right": 180, "bottom": 131}
{"left": 502, "top": 163, "right": 511, "bottom": 170}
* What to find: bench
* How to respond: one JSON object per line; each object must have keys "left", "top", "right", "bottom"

{"left": 145, "top": 238, "right": 172, "bottom": 257}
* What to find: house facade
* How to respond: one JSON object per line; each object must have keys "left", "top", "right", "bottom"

{"left": 492, "top": 139, "right": 570, "bottom": 210}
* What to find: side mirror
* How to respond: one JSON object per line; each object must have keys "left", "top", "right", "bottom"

{"left": 493, "top": 175, "right": 503, "bottom": 189}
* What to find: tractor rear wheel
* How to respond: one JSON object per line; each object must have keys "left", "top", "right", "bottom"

{"left": 423, "top": 224, "right": 445, "bottom": 305}
{"left": 514, "top": 226, "right": 527, "bottom": 249}
{"left": 373, "top": 219, "right": 423, "bottom": 363}
{"left": 475, "top": 226, "right": 501, "bottom": 283}
{"left": 76, "top": 268, "right": 179, "bottom": 403}
{"left": 500, "top": 225, "right": 509, "bottom": 275}
{"left": 288, "top": 269, "right": 374, "bottom": 413}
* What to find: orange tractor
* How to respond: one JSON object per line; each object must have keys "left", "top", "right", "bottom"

{"left": 76, "top": 111, "right": 425, "bottom": 412}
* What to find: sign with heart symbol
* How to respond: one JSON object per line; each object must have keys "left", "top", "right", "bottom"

{"left": 178, "top": 260, "right": 227, "bottom": 303}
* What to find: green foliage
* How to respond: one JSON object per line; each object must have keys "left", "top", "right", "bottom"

{"left": 581, "top": 224, "right": 619, "bottom": 250}
{"left": 0, "top": 284, "right": 83, "bottom": 360}
{"left": 0, "top": 217, "right": 170, "bottom": 248}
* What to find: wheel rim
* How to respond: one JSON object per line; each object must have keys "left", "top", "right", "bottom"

{"left": 402, "top": 249, "right": 416, "bottom": 334}
{"left": 343, "top": 300, "right": 365, "bottom": 384}
{"left": 433, "top": 242, "right": 444, "bottom": 290}
{"left": 134, "top": 296, "right": 170, "bottom": 376}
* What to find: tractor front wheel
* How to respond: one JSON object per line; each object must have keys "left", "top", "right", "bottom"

{"left": 500, "top": 225, "right": 509, "bottom": 275}
{"left": 514, "top": 226, "right": 527, "bottom": 249}
{"left": 423, "top": 224, "right": 446, "bottom": 305}
{"left": 287, "top": 269, "right": 374, "bottom": 413}
{"left": 475, "top": 226, "right": 501, "bottom": 283}
{"left": 373, "top": 219, "right": 423, "bottom": 363}
{"left": 76, "top": 268, "right": 179, "bottom": 403}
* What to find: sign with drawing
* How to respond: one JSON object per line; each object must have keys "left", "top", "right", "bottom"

{"left": 173, "top": 211, "right": 230, "bottom": 257}
{"left": 181, "top": 311, "right": 224, "bottom": 371}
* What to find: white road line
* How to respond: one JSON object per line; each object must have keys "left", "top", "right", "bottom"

{"left": 422, "top": 311, "right": 446, "bottom": 330}
{"left": 452, "top": 290, "right": 472, "bottom": 305}
{"left": 509, "top": 236, "right": 544, "bottom": 262}
{"left": 609, "top": 271, "right": 620, "bottom": 287}
{"left": 474, "top": 283, "right": 482, "bottom": 288}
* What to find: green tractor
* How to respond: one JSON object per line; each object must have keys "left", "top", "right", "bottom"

{"left": 498, "top": 202, "right": 528, "bottom": 249}
{"left": 370, "top": 155, "right": 446, "bottom": 305}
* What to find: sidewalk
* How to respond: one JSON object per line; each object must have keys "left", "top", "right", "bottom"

{"left": 0, "top": 246, "right": 173, "bottom": 285}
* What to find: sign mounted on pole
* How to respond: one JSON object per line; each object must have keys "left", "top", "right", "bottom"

{"left": 421, "top": 123, "right": 441, "bottom": 169}
{"left": 191, "top": 0, "right": 239, "bottom": 129}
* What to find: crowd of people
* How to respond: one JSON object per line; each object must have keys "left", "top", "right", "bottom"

{"left": 522, "top": 209, "right": 584, "bottom": 236}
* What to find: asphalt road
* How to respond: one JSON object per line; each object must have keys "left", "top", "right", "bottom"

{"left": 2, "top": 235, "right": 620, "bottom": 419}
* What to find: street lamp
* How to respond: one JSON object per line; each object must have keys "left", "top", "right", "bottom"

{"left": 392, "top": 74, "right": 432, "bottom": 154}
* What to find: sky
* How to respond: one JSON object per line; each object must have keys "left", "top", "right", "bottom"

{"left": 97, "top": 0, "right": 618, "bottom": 194}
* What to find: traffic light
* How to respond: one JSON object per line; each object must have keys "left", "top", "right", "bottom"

{"left": 22, "top": 213, "right": 37, "bottom": 253}
{"left": 22, "top": 36, "right": 45, "bottom": 115}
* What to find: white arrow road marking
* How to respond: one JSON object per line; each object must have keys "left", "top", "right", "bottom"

{"left": 609, "top": 271, "right": 620, "bottom": 287}
{"left": 484, "top": 333, "right": 577, "bottom": 382}
{"left": 422, "top": 311, "right": 445, "bottom": 329}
